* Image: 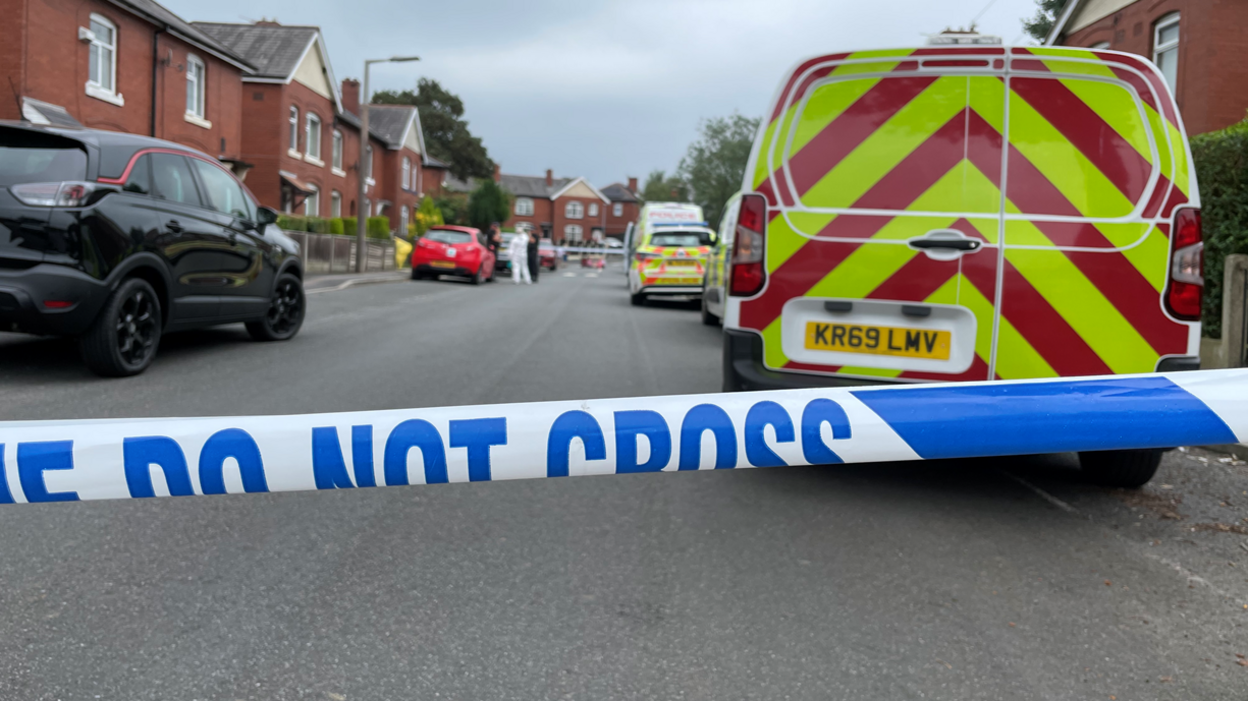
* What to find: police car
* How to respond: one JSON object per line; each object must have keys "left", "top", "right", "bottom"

{"left": 627, "top": 202, "right": 716, "bottom": 306}
{"left": 710, "top": 45, "right": 1204, "bottom": 487}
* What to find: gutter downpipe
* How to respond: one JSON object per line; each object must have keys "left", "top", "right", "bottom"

{"left": 151, "top": 26, "right": 168, "bottom": 137}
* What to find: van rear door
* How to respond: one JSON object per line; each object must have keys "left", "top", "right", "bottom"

{"left": 738, "top": 49, "right": 1008, "bottom": 382}
{"left": 997, "top": 47, "right": 1196, "bottom": 378}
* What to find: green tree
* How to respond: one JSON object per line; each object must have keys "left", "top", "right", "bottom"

{"left": 1022, "top": 0, "right": 1067, "bottom": 43}
{"left": 412, "top": 195, "right": 444, "bottom": 237}
{"left": 640, "top": 169, "right": 690, "bottom": 203}
{"left": 678, "top": 113, "right": 761, "bottom": 230}
{"left": 373, "top": 79, "right": 494, "bottom": 181}
{"left": 434, "top": 194, "right": 469, "bottom": 225}
{"left": 466, "top": 180, "right": 512, "bottom": 232}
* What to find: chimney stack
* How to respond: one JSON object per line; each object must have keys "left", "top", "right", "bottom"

{"left": 545, "top": 169, "right": 553, "bottom": 187}
{"left": 627, "top": 176, "right": 638, "bottom": 193}
{"left": 341, "top": 79, "right": 360, "bottom": 115}
{"left": 493, "top": 163, "right": 501, "bottom": 182}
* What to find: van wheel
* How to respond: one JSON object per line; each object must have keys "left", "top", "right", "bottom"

{"left": 247, "top": 273, "right": 304, "bottom": 342}
{"left": 79, "top": 277, "right": 162, "bottom": 377}
{"left": 630, "top": 291, "right": 646, "bottom": 307}
{"left": 1078, "top": 449, "right": 1164, "bottom": 489}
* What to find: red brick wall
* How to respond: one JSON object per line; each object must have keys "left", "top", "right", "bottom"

{"left": 505, "top": 196, "right": 553, "bottom": 234}
{"left": 375, "top": 146, "right": 421, "bottom": 233}
{"left": 604, "top": 201, "right": 638, "bottom": 237}
{"left": 0, "top": 0, "right": 244, "bottom": 158}
{"left": 419, "top": 164, "right": 448, "bottom": 197}
{"left": 1062, "top": 0, "right": 1248, "bottom": 134}
{"left": 552, "top": 196, "right": 607, "bottom": 242}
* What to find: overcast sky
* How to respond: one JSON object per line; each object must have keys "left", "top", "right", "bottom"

{"left": 167, "top": 0, "right": 1043, "bottom": 188}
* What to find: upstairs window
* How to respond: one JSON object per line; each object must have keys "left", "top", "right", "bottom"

{"left": 1153, "top": 13, "right": 1180, "bottom": 93}
{"left": 87, "top": 15, "right": 118, "bottom": 95}
{"left": 565, "top": 201, "right": 583, "bottom": 219}
{"left": 305, "top": 113, "right": 322, "bottom": 160}
{"left": 332, "top": 130, "right": 343, "bottom": 171}
{"left": 515, "top": 197, "right": 534, "bottom": 216}
{"left": 402, "top": 157, "right": 411, "bottom": 190}
{"left": 613, "top": 202, "right": 623, "bottom": 217}
{"left": 288, "top": 106, "right": 299, "bottom": 152}
{"left": 588, "top": 202, "right": 599, "bottom": 217}
{"left": 185, "top": 55, "right": 206, "bottom": 118}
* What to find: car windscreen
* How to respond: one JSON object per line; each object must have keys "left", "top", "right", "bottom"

{"left": 0, "top": 130, "right": 88, "bottom": 187}
{"left": 650, "top": 231, "right": 711, "bottom": 247}
{"left": 425, "top": 230, "right": 473, "bottom": 245}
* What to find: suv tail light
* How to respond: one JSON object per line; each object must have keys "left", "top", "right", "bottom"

{"left": 634, "top": 251, "right": 659, "bottom": 264}
{"left": 1165, "top": 207, "right": 1203, "bottom": 321}
{"left": 10, "top": 181, "right": 102, "bottom": 207}
{"left": 730, "top": 193, "right": 767, "bottom": 296}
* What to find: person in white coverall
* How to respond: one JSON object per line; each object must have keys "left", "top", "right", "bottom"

{"left": 509, "top": 233, "right": 531, "bottom": 284}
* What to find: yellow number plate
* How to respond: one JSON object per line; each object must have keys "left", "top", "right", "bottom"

{"left": 430, "top": 260, "right": 455, "bottom": 269}
{"left": 804, "top": 322, "right": 951, "bottom": 360}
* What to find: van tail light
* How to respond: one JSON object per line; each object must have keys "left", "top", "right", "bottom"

{"left": 1165, "top": 207, "right": 1203, "bottom": 321}
{"left": 730, "top": 193, "right": 767, "bottom": 296}
{"left": 10, "top": 181, "right": 100, "bottom": 207}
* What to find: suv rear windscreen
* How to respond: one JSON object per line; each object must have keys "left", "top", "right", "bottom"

{"left": 651, "top": 231, "right": 712, "bottom": 247}
{"left": 0, "top": 130, "right": 87, "bottom": 187}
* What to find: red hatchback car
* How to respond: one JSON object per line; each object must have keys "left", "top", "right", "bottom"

{"left": 412, "top": 226, "right": 496, "bottom": 285}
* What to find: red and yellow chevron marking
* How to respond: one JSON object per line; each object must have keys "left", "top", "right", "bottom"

{"left": 741, "top": 46, "right": 1193, "bottom": 382}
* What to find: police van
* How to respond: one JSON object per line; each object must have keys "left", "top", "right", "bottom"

{"left": 627, "top": 202, "right": 716, "bottom": 306}
{"left": 712, "top": 46, "right": 1204, "bottom": 487}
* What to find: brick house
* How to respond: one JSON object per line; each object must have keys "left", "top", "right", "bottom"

{"left": 0, "top": 0, "right": 254, "bottom": 172}
{"left": 490, "top": 169, "right": 609, "bottom": 242}
{"left": 600, "top": 178, "right": 640, "bottom": 239}
{"left": 344, "top": 100, "right": 426, "bottom": 234}
{"left": 1046, "top": 0, "right": 1248, "bottom": 135}
{"left": 420, "top": 155, "right": 451, "bottom": 198}
{"left": 193, "top": 21, "right": 352, "bottom": 217}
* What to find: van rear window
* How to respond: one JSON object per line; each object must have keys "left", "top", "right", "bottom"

{"left": 0, "top": 130, "right": 87, "bottom": 187}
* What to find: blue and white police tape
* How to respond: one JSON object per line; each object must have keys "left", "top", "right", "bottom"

{"left": 1, "top": 369, "right": 1245, "bottom": 504}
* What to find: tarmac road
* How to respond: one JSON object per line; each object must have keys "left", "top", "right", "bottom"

{"left": 0, "top": 264, "right": 1245, "bottom": 700}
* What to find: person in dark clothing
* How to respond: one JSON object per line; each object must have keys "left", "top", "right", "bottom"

{"left": 487, "top": 222, "right": 502, "bottom": 257}
{"left": 527, "top": 228, "right": 541, "bottom": 282}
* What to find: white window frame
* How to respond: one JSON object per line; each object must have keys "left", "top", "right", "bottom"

{"left": 564, "top": 224, "right": 583, "bottom": 240}
{"left": 330, "top": 190, "right": 342, "bottom": 218}
{"left": 402, "top": 157, "right": 411, "bottom": 190}
{"left": 304, "top": 185, "right": 319, "bottom": 217}
{"left": 184, "top": 54, "right": 208, "bottom": 125}
{"left": 331, "top": 130, "right": 344, "bottom": 175}
{"left": 365, "top": 145, "right": 375, "bottom": 187}
{"left": 288, "top": 106, "right": 300, "bottom": 156}
{"left": 305, "top": 113, "right": 323, "bottom": 164}
{"left": 401, "top": 205, "right": 409, "bottom": 233}
{"left": 565, "top": 201, "right": 583, "bottom": 219}
{"left": 613, "top": 202, "right": 623, "bottom": 217}
{"left": 588, "top": 202, "right": 599, "bottom": 217}
{"left": 515, "top": 197, "right": 534, "bottom": 216}
{"left": 1153, "top": 13, "right": 1180, "bottom": 93}
{"left": 85, "top": 14, "right": 124, "bottom": 106}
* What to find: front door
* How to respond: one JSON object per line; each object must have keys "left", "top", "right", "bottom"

{"left": 188, "top": 158, "right": 274, "bottom": 320}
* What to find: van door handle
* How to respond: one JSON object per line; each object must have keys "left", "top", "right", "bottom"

{"left": 167, "top": 221, "right": 183, "bottom": 233}
{"left": 909, "top": 238, "right": 980, "bottom": 251}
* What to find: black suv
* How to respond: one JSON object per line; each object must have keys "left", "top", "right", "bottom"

{"left": 0, "top": 123, "right": 304, "bottom": 376}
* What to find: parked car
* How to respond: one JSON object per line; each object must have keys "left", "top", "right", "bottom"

{"left": 494, "top": 232, "right": 522, "bottom": 272}
{"left": 0, "top": 122, "right": 304, "bottom": 377}
{"left": 412, "top": 226, "right": 496, "bottom": 284}
{"left": 716, "top": 46, "right": 1204, "bottom": 488}
{"left": 538, "top": 239, "right": 559, "bottom": 271}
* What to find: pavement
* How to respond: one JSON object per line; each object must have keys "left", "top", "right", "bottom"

{"left": 0, "top": 263, "right": 1246, "bottom": 700}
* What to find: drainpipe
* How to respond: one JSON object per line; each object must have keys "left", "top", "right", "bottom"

{"left": 150, "top": 26, "right": 168, "bottom": 137}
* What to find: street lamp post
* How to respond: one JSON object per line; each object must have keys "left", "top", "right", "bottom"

{"left": 356, "top": 55, "right": 420, "bottom": 273}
